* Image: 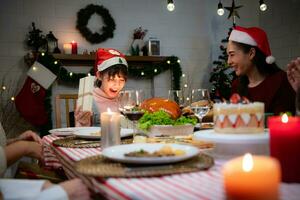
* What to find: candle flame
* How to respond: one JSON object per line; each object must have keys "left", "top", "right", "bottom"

{"left": 242, "top": 153, "right": 253, "bottom": 172}
{"left": 72, "top": 40, "right": 76, "bottom": 43}
{"left": 107, "top": 108, "right": 112, "bottom": 113}
{"left": 281, "top": 113, "right": 288, "bottom": 123}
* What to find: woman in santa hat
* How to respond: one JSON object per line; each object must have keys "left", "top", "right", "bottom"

{"left": 228, "top": 26, "right": 295, "bottom": 115}
{"left": 75, "top": 48, "right": 128, "bottom": 126}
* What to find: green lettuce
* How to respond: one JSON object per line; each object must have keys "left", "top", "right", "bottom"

{"left": 138, "top": 110, "right": 197, "bottom": 131}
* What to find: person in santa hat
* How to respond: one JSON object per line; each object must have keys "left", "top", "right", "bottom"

{"left": 228, "top": 26, "right": 295, "bottom": 115}
{"left": 75, "top": 48, "right": 128, "bottom": 126}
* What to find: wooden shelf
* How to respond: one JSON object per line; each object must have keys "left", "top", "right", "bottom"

{"left": 52, "top": 54, "right": 167, "bottom": 66}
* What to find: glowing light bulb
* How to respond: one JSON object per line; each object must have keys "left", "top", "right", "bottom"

{"left": 167, "top": 60, "right": 171, "bottom": 64}
{"left": 69, "top": 72, "right": 73, "bottom": 77}
{"left": 154, "top": 69, "right": 158, "bottom": 73}
{"left": 141, "top": 72, "right": 145, "bottom": 76}
{"left": 177, "top": 59, "right": 180, "bottom": 63}
{"left": 167, "top": 0, "right": 175, "bottom": 12}
{"left": 217, "top": 8, "right": 225, "bottom": 16}
{"left": 11, "top": 97, "right": 15, "bottom": 101}
{"left": 33, "top": 66, "right": 37, "bottom": 71}
{"left": 41, "top": 52, "right": 45, "bottom": 56}
{"left": 54, "top": 61, "right": 58, "bottom": 65}
{"left": 2, "top": 86, "right": 6, "bottom": 90}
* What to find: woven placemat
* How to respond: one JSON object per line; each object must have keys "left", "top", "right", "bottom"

{"left": 75, "top": 153, "right": 214, "bottom": 177}
{"left": 53, "top": 136, "right": 133, "bottom": 148}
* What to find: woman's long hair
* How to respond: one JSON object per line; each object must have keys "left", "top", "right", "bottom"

{"left": 232, "top": 41, "right": 281, "bottom": 96}
{"left": 95, "top": 64, "right": 128, "bottom": 87}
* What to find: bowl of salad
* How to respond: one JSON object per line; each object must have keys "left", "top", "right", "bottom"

{"left": 138, "top": 98, "right": 197, "bottom": 137}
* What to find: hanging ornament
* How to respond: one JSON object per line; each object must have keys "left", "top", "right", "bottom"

{"left": 225, "top": 0, "right": 243, "bottom": 25}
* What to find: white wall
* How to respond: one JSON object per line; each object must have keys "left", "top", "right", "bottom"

{"left": 259, "top": 0, "right": 300, "bottom": 69}
{"left": 2, "top": 0, "right": 298, "bottom": 128}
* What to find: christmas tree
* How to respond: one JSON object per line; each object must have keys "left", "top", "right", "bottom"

{"left": 209, "top": 28, "right": 236, "bottom": 100}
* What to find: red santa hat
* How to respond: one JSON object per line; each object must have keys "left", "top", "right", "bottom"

{"left": 95, "top": 48, "right": 128, "bottom": 72}
{"left": 229, "top": 26, "right": 275, "bottom": 64}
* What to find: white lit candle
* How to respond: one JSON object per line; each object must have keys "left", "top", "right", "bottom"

{"left": 100, "top": 108, "right": 121, "bottom": 149}
{"left": 63, "top": 43, "right": 72, "bottom": 54}
{"left": 223, "top": 153, "right": 281, "bottom": 200}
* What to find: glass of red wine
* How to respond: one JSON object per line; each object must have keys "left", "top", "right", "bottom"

{"left": 118, "top": 90, "right": 145, "bottom": 141}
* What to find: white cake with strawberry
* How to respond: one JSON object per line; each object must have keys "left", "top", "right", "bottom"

{"left": 213, "top": 94, "right": 264, "bottom": 134}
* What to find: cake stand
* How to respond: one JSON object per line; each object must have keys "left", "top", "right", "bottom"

{"left": 193, "top": 129, "right": 269, "bottom": 158}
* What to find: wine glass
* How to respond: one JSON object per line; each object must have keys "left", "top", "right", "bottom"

{"left": 190, "top": 89, "right": 211, "bottom": 127}
{"left": 118, "top": 90, "right": 145, "bottom": 141}
{"left": 168, "top": 90, "right": 185, "bottom": 108}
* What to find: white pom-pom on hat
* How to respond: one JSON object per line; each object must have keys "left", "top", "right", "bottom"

{"left": 266, "top": 56, "right": 275, "bottom": 64}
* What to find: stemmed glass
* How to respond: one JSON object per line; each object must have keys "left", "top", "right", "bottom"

{"left": 168, "top": 90, "right": 185, "bottom": 108}
{"left": 118, "top": 90, "right": 145, "bottom": 141}
{"left": 190, "top": 89, "right": 211, "bottom": 127}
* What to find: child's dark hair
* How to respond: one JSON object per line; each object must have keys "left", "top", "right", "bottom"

{"left": 232, "top": 41, "right": 282, "bottom": 96}
{"left": 95, "top": 64, "right": 128, "bottom": 87}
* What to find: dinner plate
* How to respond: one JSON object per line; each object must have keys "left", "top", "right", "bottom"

{"left": 48, "top": 127, "right": 100, "bottom": 136}
{"left": 73, "top": 127, "right": 133, "bottom": 139}
{"left": 101, "top": 143, "right": 200, "bottom": 164}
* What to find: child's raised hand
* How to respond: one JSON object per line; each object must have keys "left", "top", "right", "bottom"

{"left": 75, "top": 106, "right": 92, "bottom": 127}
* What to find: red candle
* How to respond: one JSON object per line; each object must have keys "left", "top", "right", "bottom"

{"left": 71, "top": 40, "right": 77, "bottom": 54}
{"left": 268, "top": 114, "right": 300, "bottom": 183}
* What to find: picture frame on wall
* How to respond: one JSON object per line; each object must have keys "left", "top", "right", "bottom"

{"left": 148, "top": 38, "right": 160, "bottom": 56}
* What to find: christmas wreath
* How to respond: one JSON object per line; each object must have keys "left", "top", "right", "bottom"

{"left": 76, "top": 4, "right": 116, "bottom": 44}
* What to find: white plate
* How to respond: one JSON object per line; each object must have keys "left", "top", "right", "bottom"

{"left": 102, "top": 143, "right": 200, "bottom": 164}
{"left": 73, "top": 127, "right": 133, "bottom": 139}
{"left": 48, "top": 127, "right": 100, "bottom": 136}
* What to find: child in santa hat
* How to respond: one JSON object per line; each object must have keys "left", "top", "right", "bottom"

{"left": 228, "top": 26, "right": 295, "bottom": 115}
{"left": 75, "top": 48, "right": 128, "bottom": 126}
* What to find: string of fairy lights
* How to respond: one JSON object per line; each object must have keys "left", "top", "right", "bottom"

{"left": 1, "top": 52, "right": 183, "bottom": 103}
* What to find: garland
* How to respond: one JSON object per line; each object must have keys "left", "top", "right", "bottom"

{"left": 76, "top": 4, "right": 116, "bottom": 44}
{"left": 37, "top": 53, "right": 182, "bottom": 135}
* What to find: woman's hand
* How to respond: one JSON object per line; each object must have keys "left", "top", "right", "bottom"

{"left": 17, "top": 130, "right": 42, "bottom": 144}
{"left": 287, "top": 57, "right": 300, "bottom": 92}
{"left": 74, "top": 106, "right": 92, "bottom": 127}
{"left": 59, "top": 178, "right": 90, "bottom": 200}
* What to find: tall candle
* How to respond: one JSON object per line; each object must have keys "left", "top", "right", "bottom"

{"left": 63, "top": 43, "right": 72, "bottom": 54}
{"left": 223, "top": 153, "right": 281, "bottom": 200}
{"left": 71, "top": 40, "right": 77, "bottom": 54}
{"left": 100, "top": 108, "right": 121, "bottom": 149}
{"left": 268, "top": 114, "right": 300, "bottom": 182}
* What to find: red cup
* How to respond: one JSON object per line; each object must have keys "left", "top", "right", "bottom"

{"left": 268, "top": 116, "right": 300, "bottom": 183}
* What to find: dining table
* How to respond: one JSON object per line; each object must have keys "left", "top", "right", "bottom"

{"left": 42, "top": 133, "right": 300, "bottom": 200}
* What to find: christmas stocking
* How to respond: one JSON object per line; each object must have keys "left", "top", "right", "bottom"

{"left": 15, "top": 61, "right": 56, "bottom": 126}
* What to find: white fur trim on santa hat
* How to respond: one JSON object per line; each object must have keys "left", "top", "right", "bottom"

{"left": 229, "top": 30, "right": 257, "bottom": 46}
{"left": 97, "top": 57, "right": 128, "bottom": 71}
{"left": 266, "top": 55, "right": 275, "bottom": 64}
{"left": 27, "top": 61, "right": 57, "bottom": 89}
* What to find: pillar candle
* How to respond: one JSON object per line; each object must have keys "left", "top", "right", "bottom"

{"left": 223, "top": 153, "right": 281, "bottom": 200}
{"left": 71, "top": 40, "right": 77, "bottom": 54}
{"left": 268, "top": 114, "right": 300, "bottom": 182}
{"left": 63, "top": 43, "right": 72, "bottom": 54}
{"left": 100, "top": 108, "right": 121, "bottom": 149}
